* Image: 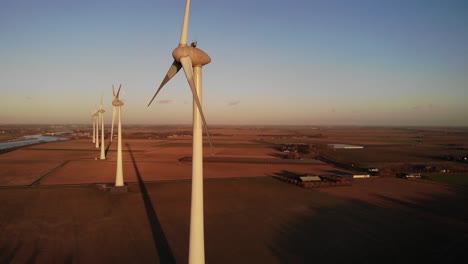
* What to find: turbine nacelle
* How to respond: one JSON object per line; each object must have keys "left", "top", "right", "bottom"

{"left": 112, "top": 99, "right": 124, "bottom": 107}
{"left": 173, "top": 45, "right": 211, "bottom": 67}
{"left": 111, "top": 84, "right": 124, "bottom": 143}
{"left": 112, "top": 84, "right": 124, "bottom": 106}
{"left": 112, "top": 100, "right": 124, "bottom": 106}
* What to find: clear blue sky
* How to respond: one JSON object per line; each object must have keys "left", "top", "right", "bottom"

{"left": 1, "top": 0, "right": 467, "bottom": 126}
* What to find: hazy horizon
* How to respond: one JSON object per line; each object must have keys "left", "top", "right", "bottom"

{"left": 1, "top": 122, "right": 468, "bottom": 129}
{"left": 1, "top": 0, "right": 467, "bottom": 126}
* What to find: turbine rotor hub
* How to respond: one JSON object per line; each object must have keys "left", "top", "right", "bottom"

{"left": 112, "top": 100, "right": 124, "bottom": 106}
{"left": 173, "top": 45, "right": 211, "bottom": 67}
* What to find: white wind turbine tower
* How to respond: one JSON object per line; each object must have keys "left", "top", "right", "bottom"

{"left": 92, "top": 110, "right": 98, "bottom": 144}
{"left": 110, "top": 84, "right": 121, "bottom": 142}
{"left": 112, "top": 85, "right": 125, "bottom": 186}
{"left": 148, "top": 0, "right": 212, "bottom": 262}
{"left": 98, "top": 97, "right": 106, "bottom": 160}
{"left": 95, "top": 107, "right": 100, "bottom": 149}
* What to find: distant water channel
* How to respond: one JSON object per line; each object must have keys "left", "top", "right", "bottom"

{"left": 0, "top": 134, "right": 68, "bottom": 150}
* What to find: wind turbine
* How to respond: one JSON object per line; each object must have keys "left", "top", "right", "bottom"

{"left": 112, "top": 85, "right": 124, "bottom": 186}
{"left": 148, "top": 0, "right": 211, "bottom": 262}
{"left": 110, "top": 84, "right": 122, "bottom": 142}
{"left": 98, "top": 97, "right": 106, "bottom": 160}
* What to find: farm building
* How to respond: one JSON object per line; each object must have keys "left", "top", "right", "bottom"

{"left": 328, "top": 143, "right": 364, "bottom": 149}
{"left": 299, "top": 175, "right": 322, "bottom": 182}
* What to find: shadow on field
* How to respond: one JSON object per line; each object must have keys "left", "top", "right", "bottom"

{"left": 127, "top": 143, "right": 176, "bottom": 264}
{"left": 325, "top": 169, "right": 351, "bottom": 176}
{"left": 105, "top": 141, "right": 112, "bottom": 156}
{"left": 270, "top": 187, "right": 468, "bottom": 264}
{"left": 372, "top": 186, "right": 468, "bottom": 223}
{"left": 0, "top": 243, "right": 40, "bottom": 263}
{"left": 0, "top": 244, "right": 20, "bottom": 263}
{"left": 269, "top": 152, "right": 286, "bottom": 159}
{"left": 272, "top": 170, "right": 303, "bottom": 178}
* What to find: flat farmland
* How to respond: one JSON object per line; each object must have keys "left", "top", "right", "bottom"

{"left": 424, "top": 173, "right": 468, "bottom": 186}
{"left": 0, "top": 138, "right": 345, "bottom": 187}
{"left": 1, "top": 125, "right": 467, "bottom": 263}
{"left": 311, "top": 127, "right": 468, "bottom": 182}
{"left": 326, "top": 145, "right": 454, "bottom": 164}
{"left": 1, "top": 177, "right": 467, "bottom": 263}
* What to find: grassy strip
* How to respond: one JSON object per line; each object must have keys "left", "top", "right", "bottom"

{"left": 425, "top": 173, "right": 468, "bottom": 186}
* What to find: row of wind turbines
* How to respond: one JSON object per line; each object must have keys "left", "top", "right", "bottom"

{"left": 90, "top": 1, "right": 211, "bottom": 263}
{"left": 91, "top": 84, "right": 124, "bottom": 187}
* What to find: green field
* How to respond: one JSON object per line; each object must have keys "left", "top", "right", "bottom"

{"left": 324, "top": 145, "right": 468, "bottom": 165}
{"left": 325, "top": 147, "right": 438, "bottom": 164}
{"left": 425, "top": 173, "right": 468, "bottom": 186}
{"left": 0, "top": 135, "right": 16, "bottom": 143}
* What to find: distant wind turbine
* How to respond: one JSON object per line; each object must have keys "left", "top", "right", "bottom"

{"left": 98, "top": 97, "right": 106, "bottom": 160}
{"left": 112, "top": 85, "right": 125, "bottom": 186}
{"left": 95, "top": 108, "right": 100, "bottom": 149}
{"left": 148, "top": 0, "right": 212, "bottom": 262}
{"left": 92, "top": 110, "right": 98, "bottom": 144}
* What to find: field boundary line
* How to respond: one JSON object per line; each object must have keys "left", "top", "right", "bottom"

{"left": 30, "top": 160, "right": 70, "bottom": 187}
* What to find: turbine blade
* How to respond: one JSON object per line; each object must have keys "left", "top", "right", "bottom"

{"left": 112, "top": 85, "right": 115, "bottom": 97}
{"left": 180, "top": 56, "right": 213, "bottom": 150}
{"left": 148, "top": 60, "right": 182, "bottom": 106}
{"left": 117, "top": 84, "right": 122, "bottom": 98}
{"left": 179, "top": 0, "right": 191, "bottom": 46}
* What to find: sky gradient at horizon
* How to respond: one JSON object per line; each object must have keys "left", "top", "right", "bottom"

{"left": 1, "top": 0, "right": 467, "bottom": 126}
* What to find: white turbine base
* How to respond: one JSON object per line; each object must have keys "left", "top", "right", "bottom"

{"left": 115, "top": 106, "right": 124, "bottom": 186}
{"left": 111, "top": 106, "right": 116, "bottom": 142}
{"left": 100, "top": 112, "right": 106, "bottom": 160}
{"left": 95, "top": 114, "right": 100, "bottom": 149}
{"left": 189, "top": 65, "right": 205, "bottom": 264}
{"left": 92, "top": 117, "right": 96, "bottom": 143}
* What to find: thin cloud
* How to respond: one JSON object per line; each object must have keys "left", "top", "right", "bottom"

{"left": 227, "top": 100, "right": 240, "bottom": 106}
{"left": 428, "top": 104, "right": 438, "bottom": 109}
{"left": 412, "top": 104, "right": 439, "bottom": 111}
{"left": 158, "top": 99, "right": 173, "bottom": 104}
